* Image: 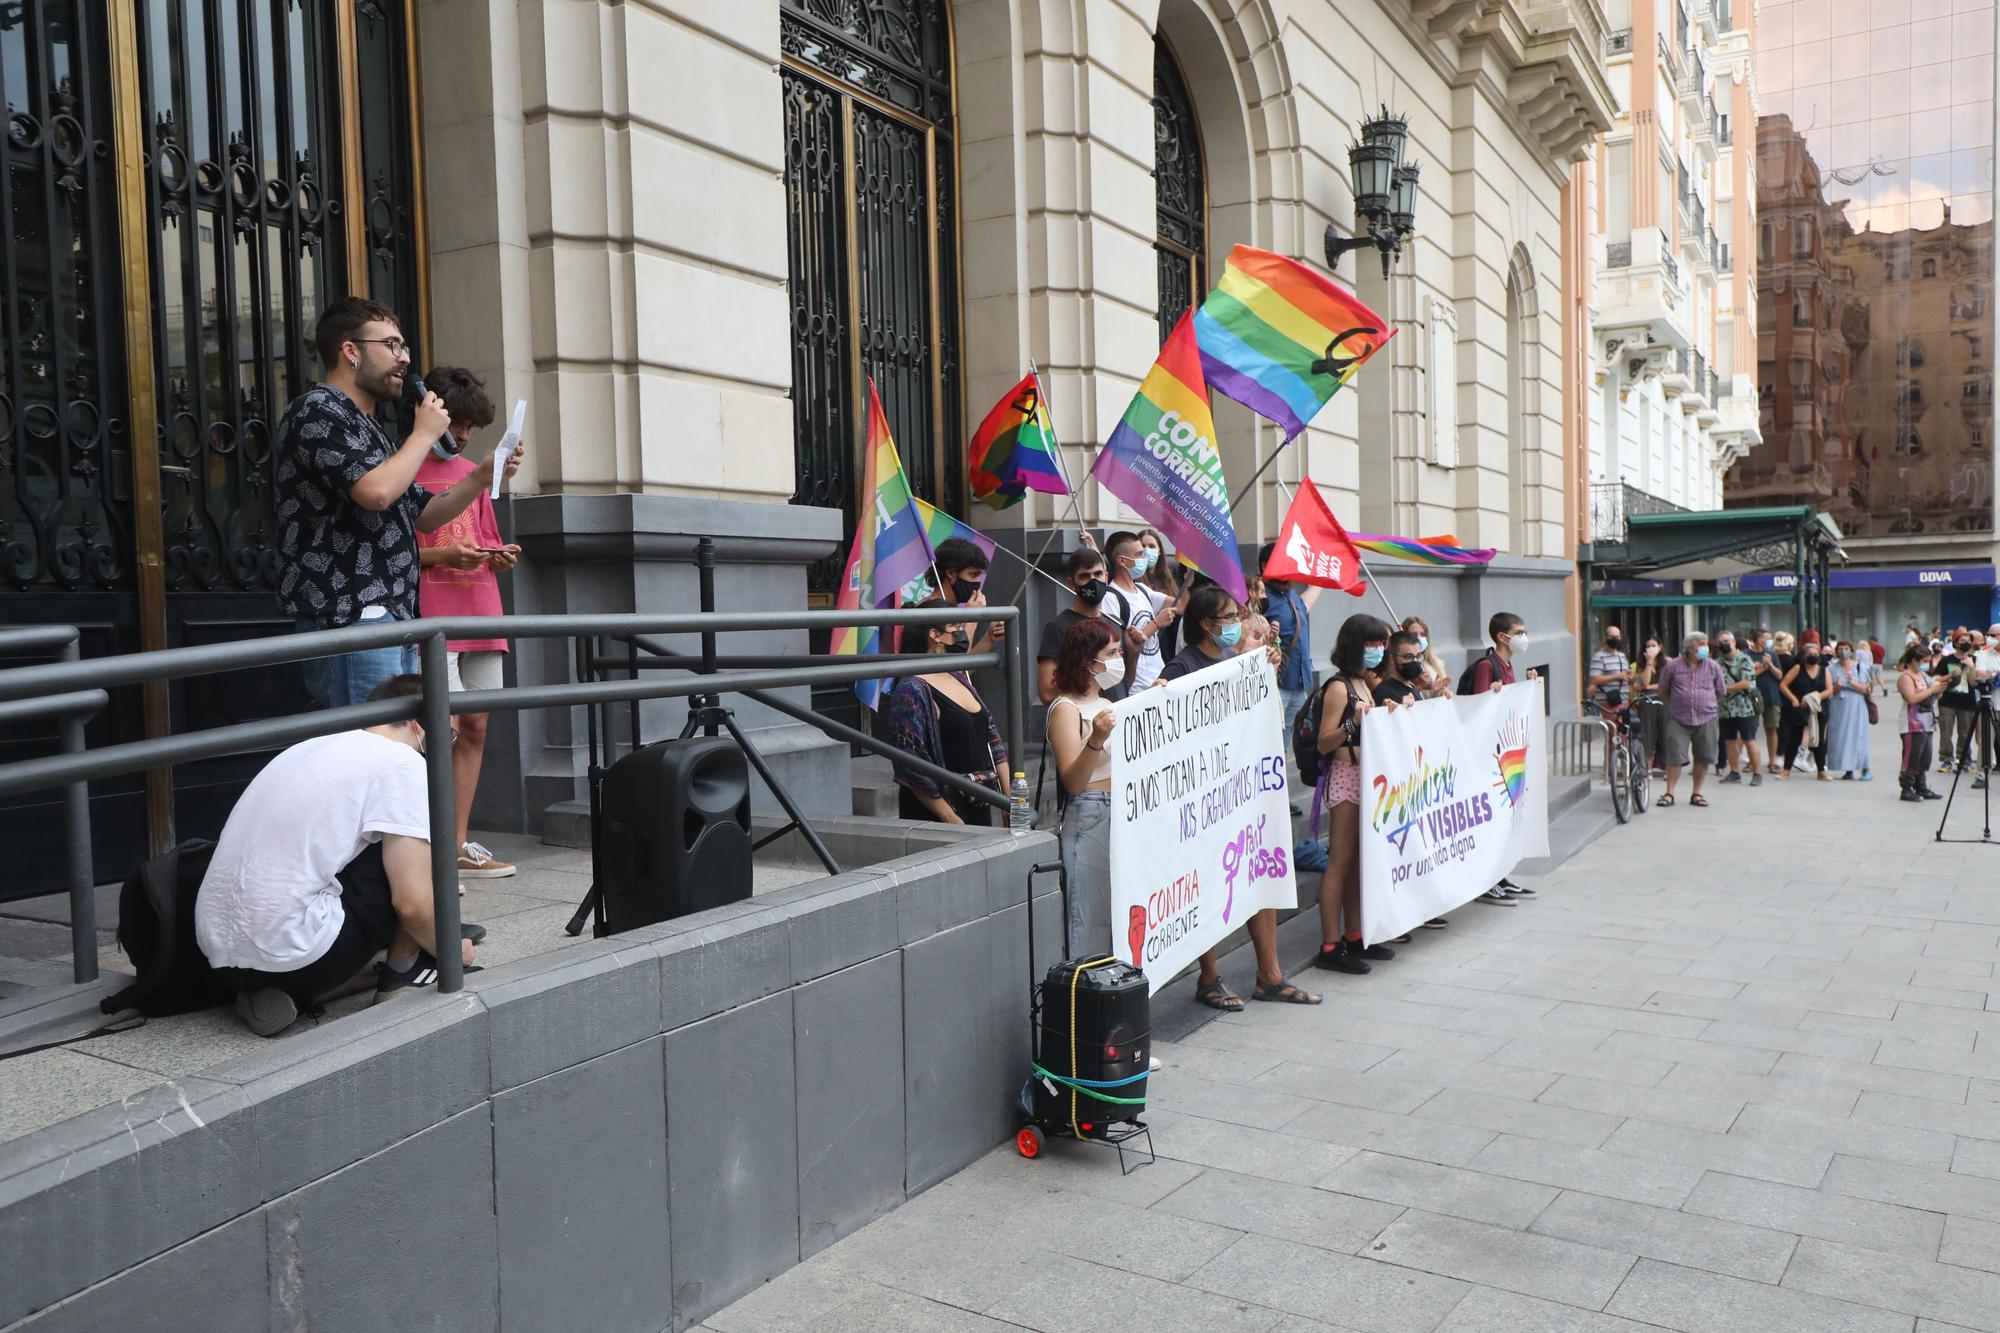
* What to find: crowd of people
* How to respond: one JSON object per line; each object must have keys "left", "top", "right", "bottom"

{"left": 1583, "top": 620, "right": 2000, "bottom": 805}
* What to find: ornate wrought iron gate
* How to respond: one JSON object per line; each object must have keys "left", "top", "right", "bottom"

{"left": 1153, "top": 36, "right": 1206, "bottom": 342}
{"left": 0, "top": 0, "right": 426, "bottom": 885}
{"left": 779, "top": 0, "right": 963, "bottom": 725}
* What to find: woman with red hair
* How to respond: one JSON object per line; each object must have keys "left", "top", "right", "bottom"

{"left": 1047, "top": 618, "right": 1124, "bottom": 955}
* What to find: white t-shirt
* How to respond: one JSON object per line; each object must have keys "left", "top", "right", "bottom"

{"left": 195, "top": 730, "right": 430, "bottom": 972}
{"left": 1979, "top": 648, "right": 2000, "bottom": 709}
{"left": 1121, "top": 581, "right": 1168, "bottom": 692}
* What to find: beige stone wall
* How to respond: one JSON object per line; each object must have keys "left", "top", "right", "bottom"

{"left": 422, "top": 0, "right": 1596, "bottom": 560}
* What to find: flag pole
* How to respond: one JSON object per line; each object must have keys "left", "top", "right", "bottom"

{"left": 1027, "top": 358, "right": 1094, "bottom": 567}
{"left": 1356, "top": 555, "right": 1402, "bottom": 626}
{"left": 1228, "top": 433, "right": 1295, "bottom": 512}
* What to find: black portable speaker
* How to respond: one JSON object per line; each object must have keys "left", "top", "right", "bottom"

{"left": 1033, "top": 958, "right": 1151, "bottom": 1132}
{"left": 596, "top": 736, "right": 753, "bottom": 933}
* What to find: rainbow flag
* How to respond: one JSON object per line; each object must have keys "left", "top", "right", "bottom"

{"left": 1194, "top": 245, "right": 1392, "bottom": 440}
{"left": 831, "top": 380, "right": 934, "bottom": 708}
{"left": 968, "top": 372, "right": 1066, "bottom": 510}
{"left": 1350, "top": 531, "right": 1496, "bottom": 567}
{"left": 912, "top": 497, "right": 995, "bottom": 565}
{"left": 1089, "top": 313, "right": 1247, "bottom": 601}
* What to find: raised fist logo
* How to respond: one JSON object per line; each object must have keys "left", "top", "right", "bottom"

{"left": 1127, "top": 906, "right": 1147, "bottom": 968}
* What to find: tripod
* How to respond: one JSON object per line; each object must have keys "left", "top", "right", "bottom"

{"left": 1935, "top": 702, "right": 1996, "bottom": 845}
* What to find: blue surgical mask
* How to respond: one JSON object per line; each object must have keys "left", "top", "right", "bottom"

{"left": 1695, "top": 645, "right": 1710, "bottom": 660}
{"left": 1363, "top": 646, "right": 1386, "bottom": 669}
{"left": 1132, "top": 550, "right": 1156, "bottom": 576}
{"left": 1416, "top": 636, "right": 1428, "bottom": 653}
{"left": 1215, "top": 623, "right": 1243, "bottom": 649}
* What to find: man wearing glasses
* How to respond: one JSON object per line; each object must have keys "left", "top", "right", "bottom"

{"left": 275, "top": 297, "right": 524, "bottom": 708}
{"left": 1370, "top": 630, "right": 1440, "bottom": 708}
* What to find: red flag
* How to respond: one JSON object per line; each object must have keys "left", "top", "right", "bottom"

{"left": 1264, "top": 479, "right": 1367, "bottom": 595}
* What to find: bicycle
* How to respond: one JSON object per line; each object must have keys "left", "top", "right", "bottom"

{"left": 1589, "top": 695, "right": 1652, "bottom": 823}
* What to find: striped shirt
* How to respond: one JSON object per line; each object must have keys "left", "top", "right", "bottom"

{"left": 1588, "top": 647, "right": 1630, "bottom": 704}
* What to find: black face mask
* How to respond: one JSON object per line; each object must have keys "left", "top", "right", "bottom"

{"left": 1396, "top": 659, "right": 1426, "bottom": 681}
{"left": 1805, "top": 654, "right": 1821, "bottom": 665}
{"left": 1075, "top": 577, "right": 1107, "bottom": 607}
{"left": 1605, "top": 636, "right": 1622, "bottom": 650}
{"left": 943, "top": 628, "right": 970, "bottom": 654}
{"left": 950, "top": 577, "right": 981, "bottom": 604}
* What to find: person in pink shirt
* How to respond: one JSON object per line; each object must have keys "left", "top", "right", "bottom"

{"left": 414, "top": 367, "right": 521, "bottom": 880}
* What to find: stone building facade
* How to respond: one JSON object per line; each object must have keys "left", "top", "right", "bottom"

{"left": 0, "top": 0, "right": 1615, "bottom": 862}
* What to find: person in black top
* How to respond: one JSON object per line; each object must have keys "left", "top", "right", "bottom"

{"left": 1371, "top": 630, "right": 1435, "bottom": 708}
{"left": 276, "top": 297, "right": 523, "bottom": 707}
{"left": 1036, "top": 546, "right": 1143, "bottom": 702}
{"left": 881, "top": 600, "right": 1007, "bottom": 825}
{"left": 933, "top": 536, "right": 1005, "bottom": 658}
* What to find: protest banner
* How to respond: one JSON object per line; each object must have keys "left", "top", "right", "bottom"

{"left": 1359, "top": 683, "right": 1549, "bottom": 944}
{"left": 1107, "top": 653, "right": 1295, "bottom": 993}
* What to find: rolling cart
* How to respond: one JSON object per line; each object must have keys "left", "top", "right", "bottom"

{"left": 1015, "top": 861, "right": 1156, "bottom": 1174}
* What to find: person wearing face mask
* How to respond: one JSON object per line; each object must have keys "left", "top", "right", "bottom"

{"left": 1777, "top": 640, "right": 1836, "bottom": 780}
{"left": 932, "top": 536, "right": 1005, "bottom": 658}
{"left": 1464, "top": 612, "right": 1540, "bottom": 694}
{"left": 414, "top": 366, "right": 521, "bottom": 882}
{"left": 1105, "top": 530, "right": 1175, "bottom": 690}
{"left": 1313, "top": 615, "right": 1405, "bottom": 969}
{"left": 881, "top": 599, "right": 1008, "bottom": 826}
{"left": 1137, "top": 529, "right": 1186, "bottom": 656}
{"left": 1897, "top": 643, "right": 1950, "bottom": 800}
{"left": 1036, "top": 547, "right": 1144, "bottom": 704}
{"left": 1654, "top": 632, "right": 1727, "bottom": 807}
{"left": 1750, "top": 629, "right": 1785, "bottom": 773}
{"left": 1257, "top": 541, "right": 1321, "bottom": 736}
{"left": 1046, "top": 619, "right": 1124, "bottom": 957}
{"left": 1154, "top": 586, "right": 1320, "bottom": 1006}
{"left": 1400, "top": 616, "right": 1454, "bottom": 698}
{"left": 1936, "top": 633, "right": 1985, "bottom": 777}
{"left": 1372, "top": 630, "right": 1439, "bottom": 708}
{"left": 1588, "top": 624, "right": 1632, "bottom": 715}
{"left": 1824, "top": 640, "right": 1874, "bottom": 781}
{"left": 1713, "top": 632, "right": 1765, "bottom": 787}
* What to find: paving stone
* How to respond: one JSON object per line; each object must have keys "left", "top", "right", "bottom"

{"left": 1728, "top": 1103, "right": 1958, "bottom": 1171}
{"left": 1432, "top": 1286, "right": 1671, "bottom": 1333}
{"left": 1411, "top": 1087, "right": 1624, "bottom": 1150}
{"left": 1656, "top": 1064, "right": 1862, "bottom": 1118}
{"left": 1604, "top": 1258, "right": 1916, "bottom": 1333}
{"left": 1686, "top": 1170, "right": 1948, "bottom": 1259}
{"left": 1940, "top": 1215, "right": 2000, "bottom": 1275}
{"left": 1250, "top": 1061, "right": 1444, "bottom": 1116}
{"left": 1823, "top": 1153, "right": 2000, "bottom": 1225}
{"left": 1602, "top": 1032, "right": 1781, "bottom": 1076}
{"left": 1954, "top": 1137, "right": 2000, "bottom": 1181}
{"left": 1367, "top": 1049, "right": 1560, "bottom": 1101}
{"left": 1468, "top": 1134, "right": 1706, "bottom": 1209}
{"left": 1364, "top": 1208, "right": 1635, "bottom": 1308}
{"left": 1479, "top": 1035, "right": 1675, "bottom": 1089}
{"left": 1541, "top": 1000, "right": 1712, "bottom": 1040}
{"left": 1149, "top": 1166, "right": 1406, "bottom": 1255}
{"left": 1529, "top": 1190, "right": 1797, "bottom": 1283}
{"left": 1285, "top": 1099, "right": 1500, "bottom": 1169}
{"left": 986, "top": 1248, "right": 1289, "bottom": 1333}
{"left": 1182, "top": 1233, "right": 1469, "bottom": 1332}
{"left": 0, "top": 1050, "right": 163, "bottom": 1142}
{"left": 1140, "top": 1108, "right": 1359, "bottom": 1185}
{"left": 1319, "top": 1150, "right": 1560, "bottom": 1229}
{"left": 1535, "top": 1073, "right": 1742, "bottom": 1134}
{"left": 1854, "top": 1090, "right": 2000, "bottom": 1142}
{"left": 1694, "top": 1018, "right": 1882, "bottom": 1063}
{"left": 1149, "top": 1072, "right": 1320, "bottom": 1131}
{"left": 1783, "top": 1236, "right": 2000, "bottom": 1330}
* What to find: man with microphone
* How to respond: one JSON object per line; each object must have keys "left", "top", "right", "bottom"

{"left": 274, "top": 297, "right": 524, "bottom": 708}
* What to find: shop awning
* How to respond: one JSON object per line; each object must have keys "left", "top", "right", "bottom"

{"left": 1587, "top": 591, "right": 1799, "bottom": 608}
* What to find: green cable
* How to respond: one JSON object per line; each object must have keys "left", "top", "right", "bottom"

{"left": 1031, "top": 1064, "right": 1149, "bottom": 1106}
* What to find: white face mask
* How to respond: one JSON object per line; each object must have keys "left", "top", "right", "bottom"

{"left": 1091, "top": 657, "right": 1125, "bottom": 691}
{"left": 1510, "top": 632, "right": 1528, "bottom": 652}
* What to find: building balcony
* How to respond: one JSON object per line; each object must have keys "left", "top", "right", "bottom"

{"left": 1714, "top": 371, "right": 1762, "bottom": 458}
{"left": 1404, "top": 0, "right": 1618, "bottom": 163}
{"left": 1663, "top": 345, "right": 1695, "bottom": 396}
{"left": 1718, "top": 241, "right": 1733, "bottom": 273}
{"left": 1589, "top": 480, "right": 1691, "bottom": 546}
{"left": 1593, "top": 227, "right": 1694, "bottom": 352}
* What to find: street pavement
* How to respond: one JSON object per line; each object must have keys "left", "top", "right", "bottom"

{"left": 705, "top": 720, "right": 2000, "bottom": 1332}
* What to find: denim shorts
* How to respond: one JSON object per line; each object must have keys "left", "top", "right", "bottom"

{"left": 1058, "top": 790, "right": 1112, "bottom": 958}
{"left": 299, "top": 607, "right": 419, "bottom": 709}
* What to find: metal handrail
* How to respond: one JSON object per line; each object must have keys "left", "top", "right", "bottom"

{"left": 0, "top": 602, "right": 1026, "bottom": 992}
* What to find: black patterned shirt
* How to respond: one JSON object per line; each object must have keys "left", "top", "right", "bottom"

{"left": 274, "top": 383, "right": 430, "bottom": 626}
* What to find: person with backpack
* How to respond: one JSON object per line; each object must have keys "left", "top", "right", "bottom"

{"left": 1162, "top": 584, "right": 1320, "bottom": 1009}
{"left": 1036, "top": 545, "right": 1146, "bottom": 704}
{"left": 194, "top": 675, "right": 484, "bottom": 1037}
{"left": 1310, "top": 614, "right": 1403, "bottom": 974}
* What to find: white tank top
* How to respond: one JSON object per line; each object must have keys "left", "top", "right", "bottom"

{"left": 1049, "top": 695, "right": 1114, "bottom": 788}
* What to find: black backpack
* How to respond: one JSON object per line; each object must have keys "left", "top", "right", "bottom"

{"left": 101, "top": 838, "right": 232, "bottom": 1017}
{"left": 1292, "top": 680, "right": 1358, "bottom": 788}
{"left": 1456, "top": 648, "right": 1502, "bottom": 696}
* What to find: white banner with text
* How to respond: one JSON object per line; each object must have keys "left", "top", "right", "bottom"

{"left": 1360, "top": 683, "right": 1550, "bottom": 944}
{"left": 1108, "top": 653, "right": 1296, "bottom": 993}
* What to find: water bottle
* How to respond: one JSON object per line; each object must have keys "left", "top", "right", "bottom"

{"left": 1008, "top": 770, "right": 1034, "bottom": 832}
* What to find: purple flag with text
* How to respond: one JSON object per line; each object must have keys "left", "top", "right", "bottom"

{"left": 1089, "top": 313, "right": 1247, "bottom": 601}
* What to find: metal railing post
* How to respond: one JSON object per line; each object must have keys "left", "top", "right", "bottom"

{"left": 696, "top": 536, "right": 719, "bottom": 737}
{"left": 1004, "top": 592, "right": 1026, "bottom": 806}
{"left": 420, "top": 632, "right": 463, "bottom": 992}
{"left": 58, "top": 636, "right": 97, "bottom": 983}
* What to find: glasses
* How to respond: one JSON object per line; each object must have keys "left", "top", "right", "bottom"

{"left": 1393, "top": 652, "right": 1423, "bottom": 663}
{"left": 351, "top": 336, "right": 409, "bottom": 358}
{"left": 1213, "top": 612, "right": 1242, "bottom": 623}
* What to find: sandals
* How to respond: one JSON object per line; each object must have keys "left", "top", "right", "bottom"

{"left": 1194, "top": 977, "right": 1245, "bottom": 1011}
{"left": 1252, "top": 979, "right": 1322, "bottom": 1005}
{"left": 1689, "top": 794, "right": 1709, "bottom": 807}
{"left": 1656, "top": 793, "right": 1676, "bottom": 806}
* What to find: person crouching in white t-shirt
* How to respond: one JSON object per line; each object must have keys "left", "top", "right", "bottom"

{"left": 195, "top": 674, "right": 483, "bottom": 1037}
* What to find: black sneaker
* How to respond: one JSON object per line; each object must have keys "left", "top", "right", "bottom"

{"left": 1360, "top": 941, "right": 1397, "bottom": 960}
{"left": 1922, "top": 785, "right": 1945, "bottom": 800}
{"left": 1900, "top": 787, "right": 1924, "bottom": 803}
{"left": 1500, "top": 879, "right": 1538, "bottom": 898}
{"left": 1313, "top": 942, "right": 1371, "bottom": 974}
{"left": 1720, "top": 771, "right": 1743, "bottom": 784}
{"left": 374, "top": 950, "right": 442, "bottom": 1002}
{"left": 233, "top": 988, "right": 299, "bottom": 1038}
{"left": 1419, "top": 917, "right": 1449, "bottom": 929}
{"left": 1478, "top": 886, "right": 1517, "bottom": 906}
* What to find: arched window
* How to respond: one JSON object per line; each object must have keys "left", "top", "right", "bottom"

{"left": 780, "top": 0, "right": 961, "bottom": 566}
{"left": 1153, "top": 37, "right": 1205, "bottom": 341}
{"left": 1505, "top": 253, "right": 1539, "bottom": 555}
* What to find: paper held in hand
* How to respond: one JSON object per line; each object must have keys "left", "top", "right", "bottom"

{"left": 489, "top": 399, "right": 526, "bottom": 499}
